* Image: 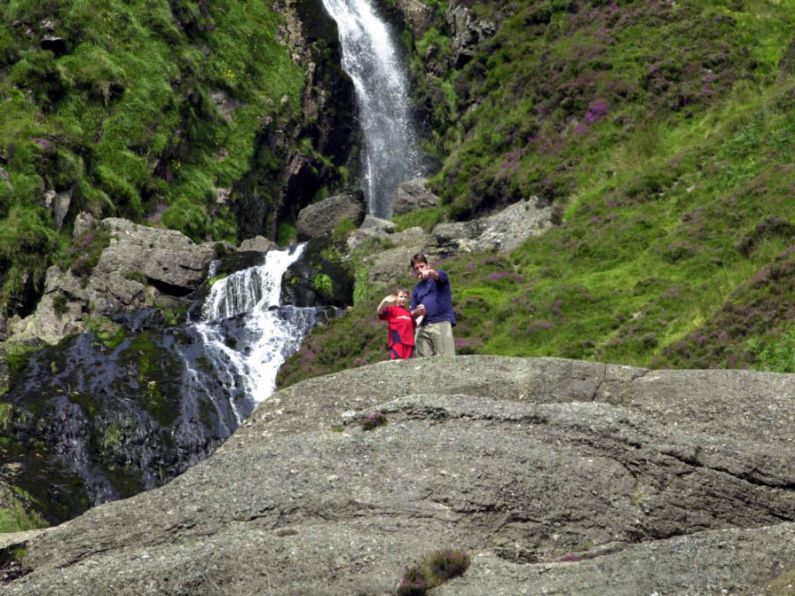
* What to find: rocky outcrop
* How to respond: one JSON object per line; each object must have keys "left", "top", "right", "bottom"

{"left": 95, "top": 218, "right": 215, "bottom": 297}
{"left": 356, "top": 197, "right": 554, "bottom": 288}
{"left": 2, "top": 357, "right": 793, "bottom": 594}
{"left": 234, "top": 0, "right": 357, "bottom": 238}
{"left": 345, "top": 215, "right": 396, "bottom": 251}
{"left": 42, "top": 188, "right": 72, "bottom": 229}
{"left": 237, "top": 235, "right": 278, "bottom": 253}
{"left": 393, "top": 177, "right": 440, "bottom": 215}
{"left": 389, "top": 0, "right": 435, "bottom": 38}
{"left": 447, "top": 2, "right": 497, "bottom": 68}
{"left": 296, "top": 191, "right": 366, "bottom": 240}
{"left": 432, "top": 196, "right": 554, "bottom": 254}
{"left": 6, "top": 217, "right": 215, "bottom": 345}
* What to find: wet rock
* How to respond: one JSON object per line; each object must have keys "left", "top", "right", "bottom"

{"left": 238, "top": 236, "right": 278, "bottom": 253}
{"left": 393, "top": 177, "right": 439, "bottom": 215}
{"left": 295, "top": 191, "right": 366, "bottom": 240}
{"left": 282, "top": 236, "right": 355, "bottom": 307}
{"left": 2, "top": 357, "right": 793, "bottom": 594}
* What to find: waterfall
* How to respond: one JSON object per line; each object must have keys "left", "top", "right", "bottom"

{"left": 184, "top": 245, "right": 323, "bottom": 427}
{"left": 321, "top": 0, "right": 425, "bottom": 218}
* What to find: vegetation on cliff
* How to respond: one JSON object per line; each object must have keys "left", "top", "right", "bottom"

{"left": 0, "top": 0, "right": 317, "bottom": 319}
{"left": 279, "top": 0, "right": 795, "bottom": 384}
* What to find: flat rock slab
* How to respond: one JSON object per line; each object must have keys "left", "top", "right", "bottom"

{"left": 3, "top": 357, "right": 794, "bottom": 594}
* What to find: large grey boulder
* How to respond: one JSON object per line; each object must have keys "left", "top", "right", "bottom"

{"left": 3, "top": 357, "right": 794, "bottom": 594}
{"left": 237, "top": 235, "right": 277, "bottom": 253}
{"left": 96, "top": 218, "right": 214, "bottom": 293}
{"left": 296, "top": 191, "right": 366, "bottom": 240}
{"left": 6, "top": 217, "right": 215, "bottom": 345}
{"left": 393, "top": 178, "right": 440, "bottom": 216}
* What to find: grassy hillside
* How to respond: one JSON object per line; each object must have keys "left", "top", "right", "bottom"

{"left": 278, "top": 0, "right": 795, "bottom": 385}
{"left": 0, "top": 0, "right": 306, "bottom": 317}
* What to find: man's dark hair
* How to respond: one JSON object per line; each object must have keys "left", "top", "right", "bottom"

{"left": 409, "top": 253, "right": 428, "bottom": 269}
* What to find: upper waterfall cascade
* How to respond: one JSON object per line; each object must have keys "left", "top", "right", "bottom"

{"left": 321, "top": 0, "right": 425, "bottom": 218}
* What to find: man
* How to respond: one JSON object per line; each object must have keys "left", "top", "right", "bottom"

{"left": 409, "top": 253, "right": 456, "bottom": 357}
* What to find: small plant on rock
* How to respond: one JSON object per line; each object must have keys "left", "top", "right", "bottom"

{"left": 396, "top": 549, "right": 471, "bottom": 595}
{"left": 396, "top": 564, "right": 428, "bottom": 596}
{"left": 425, "top": 548, "right": 471, "bottom": 582}
{"left": 360, "top": 411, "right": 387, "bottom": 431}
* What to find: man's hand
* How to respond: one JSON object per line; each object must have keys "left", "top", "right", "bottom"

{"left": 412, "top": 304, "right": 426, "bottom": 318}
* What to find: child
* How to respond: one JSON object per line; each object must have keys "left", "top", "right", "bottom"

{"left": 376, "top": 289, "right": 415, "bottom": 359}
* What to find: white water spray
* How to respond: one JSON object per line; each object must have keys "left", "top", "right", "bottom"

{"left": 321, "top": 0, "right": 425, "bottom": 218}
{"left": 186, "top": 245, "right": 322, "bottom": 426}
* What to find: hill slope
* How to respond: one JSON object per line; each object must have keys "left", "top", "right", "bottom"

{"left": 278, "top": 0, "right": 795, "bottom": 384}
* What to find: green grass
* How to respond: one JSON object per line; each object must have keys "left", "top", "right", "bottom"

{"left": 0, "top": 484, "right": 48, "bottom": 533}
{"left": 0, "top": 0, "right": 308, "bottom": 317}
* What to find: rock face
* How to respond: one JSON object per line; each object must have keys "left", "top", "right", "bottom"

{"left": 357, "top": 197, "right": 555, "bottom": 288}
{"left": 393, "top": 177, "right": 440, "bottom": 215}
{"left": 4, "top": 357, "right": 793, "bottom": 594}
{"left": 96, "top": 218, "right": 215, "bottom": 296}
{"left": 432, "top": 196, "right": 554, "bottom": 254}
{"left": 295, "top": 191, "right": 366, "bottom": 240}
{"left": 6, "top": 217, "right": 215, "bottom": 345}
{"left": 447, "top": 2, "right": 497, "bottom": 68}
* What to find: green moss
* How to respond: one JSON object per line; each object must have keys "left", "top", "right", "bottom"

{"left": 767, "top": 567, "right": 795, "bottom": 596}
{"left": 69, "top": 392, "right": 99, "bottom": 420}
{"left": 392, "top": 205, "right": 446, "bottom": 233}
{"left": 312, "top": 273, "right": 334, "bottom": 300}
{"left": 85, "top": 316, "right": 126, "bottom": 349}
{"left": 0, "top": 402, "right": 11, "bottom": 431}
{"left": 0, "top": 486, "right": 48, "bottom": 533}
{"left": 122, "top": 332, "right": 182, "bottom": 427}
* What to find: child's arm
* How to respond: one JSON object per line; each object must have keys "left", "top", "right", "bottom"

{"left": 377, "top": 295, "right": 396, "bottom": 316}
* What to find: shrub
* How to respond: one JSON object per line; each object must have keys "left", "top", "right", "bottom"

{"left": 360, "top": 411, "right": 387, "bottom": 431}
{"left": 396, "top": 565, "right": 428, "bottom": 596}
{"left": 312, "top": 273, "right": 334, "bottom": 300}
{"left": 396, "top": 549, "right": 471, "bottom": 594}
{"left": 425, "top": 548, "right": 471, "bottom": 581}
{"left": 161, "top": 198, "right": 210, "bottom": 241}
